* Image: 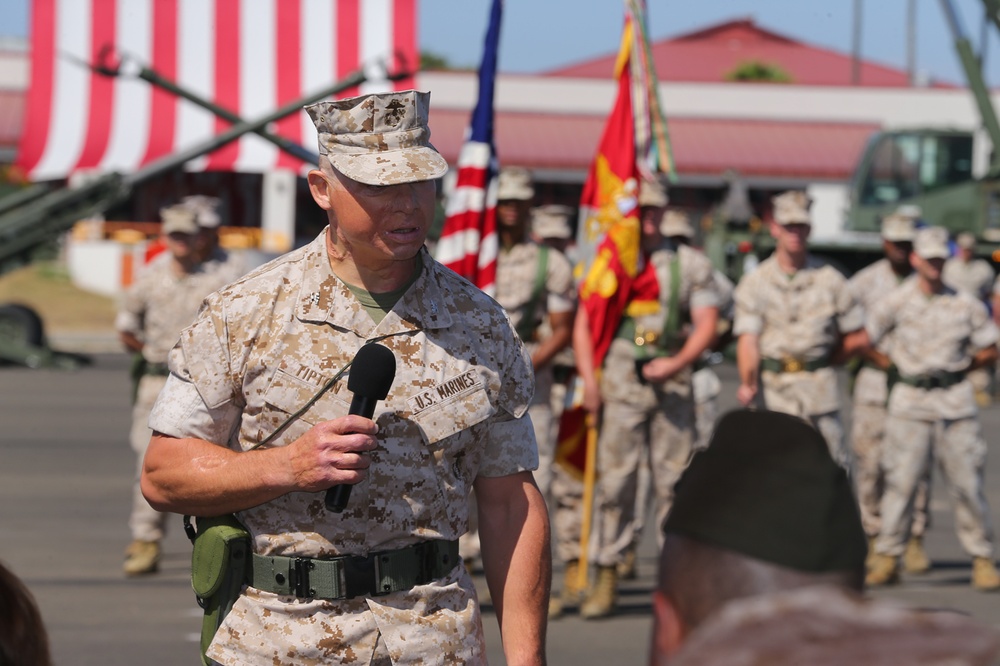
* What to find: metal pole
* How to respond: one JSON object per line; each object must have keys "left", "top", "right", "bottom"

{"left": 907, "top": 0, "right": 917, "bottom": 86}
{"left": 852, "top": 0, "right": 864, "bottom": 85}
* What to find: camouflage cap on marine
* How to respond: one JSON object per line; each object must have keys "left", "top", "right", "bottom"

{"left": 531, "top": 204, "right": 574, "bottom": 239}
{"left": 880, "top": 212, "right": 916, "bottom": 243}
{"left": 913, "top": 226, "right": 951, "bottom": 260}
{"left": 660, "top": 209, "right": 694, "bottom": 238}
{"left": 638, "top": 177, "right": 668, "bottom": 208}
{"left": 181, "top": 195, "right": 222, "bottom": 229}
{"left": 894, "top": 204, "right": 923, "bottom": 222}
{"left": 497, "top": 167, "right": 535, "bottom": 201}
{"left": 662, "top": 409, "right": 867, "bottom": 574}
{"left": 160, "top": 205, "right": 199, "bottom": 235}
{"left": 957, "top": 231, "right": 977, "bottom": 250}
{"left": 306, "top": 90, "right": 449, "bottom": 186}
{"left": 771, "top": 190, "right": 812, "bottom": 225}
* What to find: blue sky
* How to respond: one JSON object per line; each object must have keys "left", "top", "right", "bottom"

{"left": 2, "top": 1, "right": 999, "bottom": 86}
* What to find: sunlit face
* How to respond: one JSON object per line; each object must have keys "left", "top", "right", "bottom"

{"left": 313, "top": 166, "right": 436, "bottom": 264}
{"left": 770, "top": 221, "right": 810, "bottom": 255}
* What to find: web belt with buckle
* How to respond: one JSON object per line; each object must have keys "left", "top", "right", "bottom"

{"left": 760, "top": 356, "right": 830, "bottom": 374}
{"left": 896, "top": 371, "right": 966, "bottom": 390}
{"left": 249, "top": 539, "right": 459, "bottom": 600}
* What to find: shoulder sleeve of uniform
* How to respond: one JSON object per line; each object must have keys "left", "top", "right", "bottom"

{"left": 969, "top": 297, "right": 1000, "bottom": 350}
{"left": 172, "top": 295, "right": 238, "bottom": 410}
{"left": 865, "top": 288, "right": 898, "bottom": 346}
{"left": 831, "top": 269, "right": 864, "bottom": 333}
{"left": 732, "top": 271, "right": 763, "bottom": 336}
{"left": 684, "top": 249, "right": 720, "bottom": 311}
{"left": 496, "top": 310, "right": 535, "bottom": 419}
{"left": 545, "top": 247, "right": 577, "bottom": 314}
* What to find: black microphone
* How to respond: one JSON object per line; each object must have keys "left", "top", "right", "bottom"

{"left": 326, "top": 343, "right": 396, "bottom": 513}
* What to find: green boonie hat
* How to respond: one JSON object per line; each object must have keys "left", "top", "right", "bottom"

{"left": 306, "top": 89, "right": 449, "bottom": 186}
{"left": 662, "top": 409, "right": 867, "bottom": 574}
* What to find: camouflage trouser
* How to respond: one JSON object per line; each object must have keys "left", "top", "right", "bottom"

{"left": 760, "top": 374, "right": 850, "bottom": 469}
{"left": 530, "top": 369, "right": 555, "bottom": 502}
{"left": 128, "top": 374, "right": 169, "bottom": 542}
{"left": 692, "top": 366, "right": 722, "bottom": 451}
{"left": 851, "top": 402, "right": 930, "bottom": 538}
{"left": 551, "top": 459, "right": 586, "bottom": 563}
{"left": 876, "top": 415, "right": 995, "bottom": 559}
{"left": 591, "top": 392, "right": 695, "bottom": 567}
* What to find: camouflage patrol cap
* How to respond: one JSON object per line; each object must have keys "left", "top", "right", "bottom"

{"left": 531, "top": 204, "right": 574, "bottom": 239}
{"left": 880, "top": 213, "right": 915, "bottom": 242}
{"left": 306, "top": 89, "right": 449, "bottom": 186}
{"left": 660, "top": 209, "right": 694, "bottom": 238}
{"left": 160, "top": 205, "right": 199, "bottom": 235}
{"left": 772, "top": 190, "right": 812, "bottom": 225}
{"left": 894, "top": 204, "right": 923, "bottom": 222}
{"left": 957, "top": 231, "right": 977, "bottom": 250}
{"left": 497, "top": 167, "right": 535, "bottom": 201}
{"left": 913, "top": 226, "right": 951, "bottom": 260}
{"left": 663, "top": 409, "right": 867, "bottom": 574}
{"left": 181, "top": 195, "right": 222, "bottom": 229}
{"left": 638, "top": 177, "right": 669, "bottom": 208}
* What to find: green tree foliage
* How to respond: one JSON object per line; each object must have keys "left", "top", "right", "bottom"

{"left": 725, "top": 60, "right": 793, "bottom": 83}
{"left": 420, "top": 51, "right": 452, "bottom": 71}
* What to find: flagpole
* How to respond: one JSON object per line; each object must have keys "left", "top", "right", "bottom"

{"left": 576, "top": 412, "right": 600, "bottom": 591}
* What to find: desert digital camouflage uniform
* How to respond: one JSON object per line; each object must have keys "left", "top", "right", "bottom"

{"left": 148, "top": 236, "right": 536, "bottom": 665}
{"left": 867, "top": 277, "right": 998, "bottom": 560}
{"left": 692, "top": 269, "right": 734, "bottom": 450}
{"left": 943, "top": 255, "right": 994, "bottom": 303}
{"left": 592, "top": 243, "right": 719, "bottom": 567}
{"left": 495, "top": 240, "right": 575, "bottom": 499}
{"left": 115, "top": 251, "right": 234, "bottom": 544}
{"left": 848, "top": 258, "right": 931, "bottom": 539}
{"left": 733, "top": 255, "right": 863, "bottom": 464}
{"left": 944, "top": 251, "right": 996, "bottom": 401}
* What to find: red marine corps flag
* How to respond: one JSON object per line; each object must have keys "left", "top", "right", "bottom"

{"left": 555, "top": 0, "right": 673, "bottom": 574}
{"left": 433, "top": 0, "right": 503, "bottom": 296}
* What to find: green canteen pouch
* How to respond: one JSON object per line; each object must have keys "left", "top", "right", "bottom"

{"left": 191, "top": 514, "right": 250, "bottom": 598}
{"left": 190, "top": 514, "right": 250, "bottom": 666}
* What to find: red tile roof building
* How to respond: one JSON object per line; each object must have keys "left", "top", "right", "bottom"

{"left": 545, "top": 18, "right": 953, "bottom": 88}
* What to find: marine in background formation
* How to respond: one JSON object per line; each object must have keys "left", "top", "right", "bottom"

{"left": 865, "top": 226, "right": 1000, "bottom": 592}
{"left": 574, "top": 177, "right": 720, "bottom": 619}
{"left": 116, "top": 203, "right": 240, "bottom": 576}
{"left": 733, "top": 190, "right": 866, "bottom": 465}
{"left": 848, "top": 211, "right": 932, "bottom": 574}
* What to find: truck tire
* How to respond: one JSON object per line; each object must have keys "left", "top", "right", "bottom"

{"left": 0, "top": 303, "right": 46, "bottom": 349}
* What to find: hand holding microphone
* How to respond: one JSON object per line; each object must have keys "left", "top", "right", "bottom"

{"left": 325, "top": 343, "right": 396, "bottom": 513}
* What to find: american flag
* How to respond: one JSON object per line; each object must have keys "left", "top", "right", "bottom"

{"left": 433, "top": 0, "right": 502, "bottom": 296}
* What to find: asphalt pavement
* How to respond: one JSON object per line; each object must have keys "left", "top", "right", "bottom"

{"left": 2, "top": 354, "right": 1000, "bottom": 665}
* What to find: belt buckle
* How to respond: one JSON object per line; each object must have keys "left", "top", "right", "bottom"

{"left": 782, "top": 356, "right": 803, "bottom": 373}
{"left": 634, "top": 326, "right": 658, "bottom": 348}
{"left": 292, "top": 557, "right": 315, "bottom": 598}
